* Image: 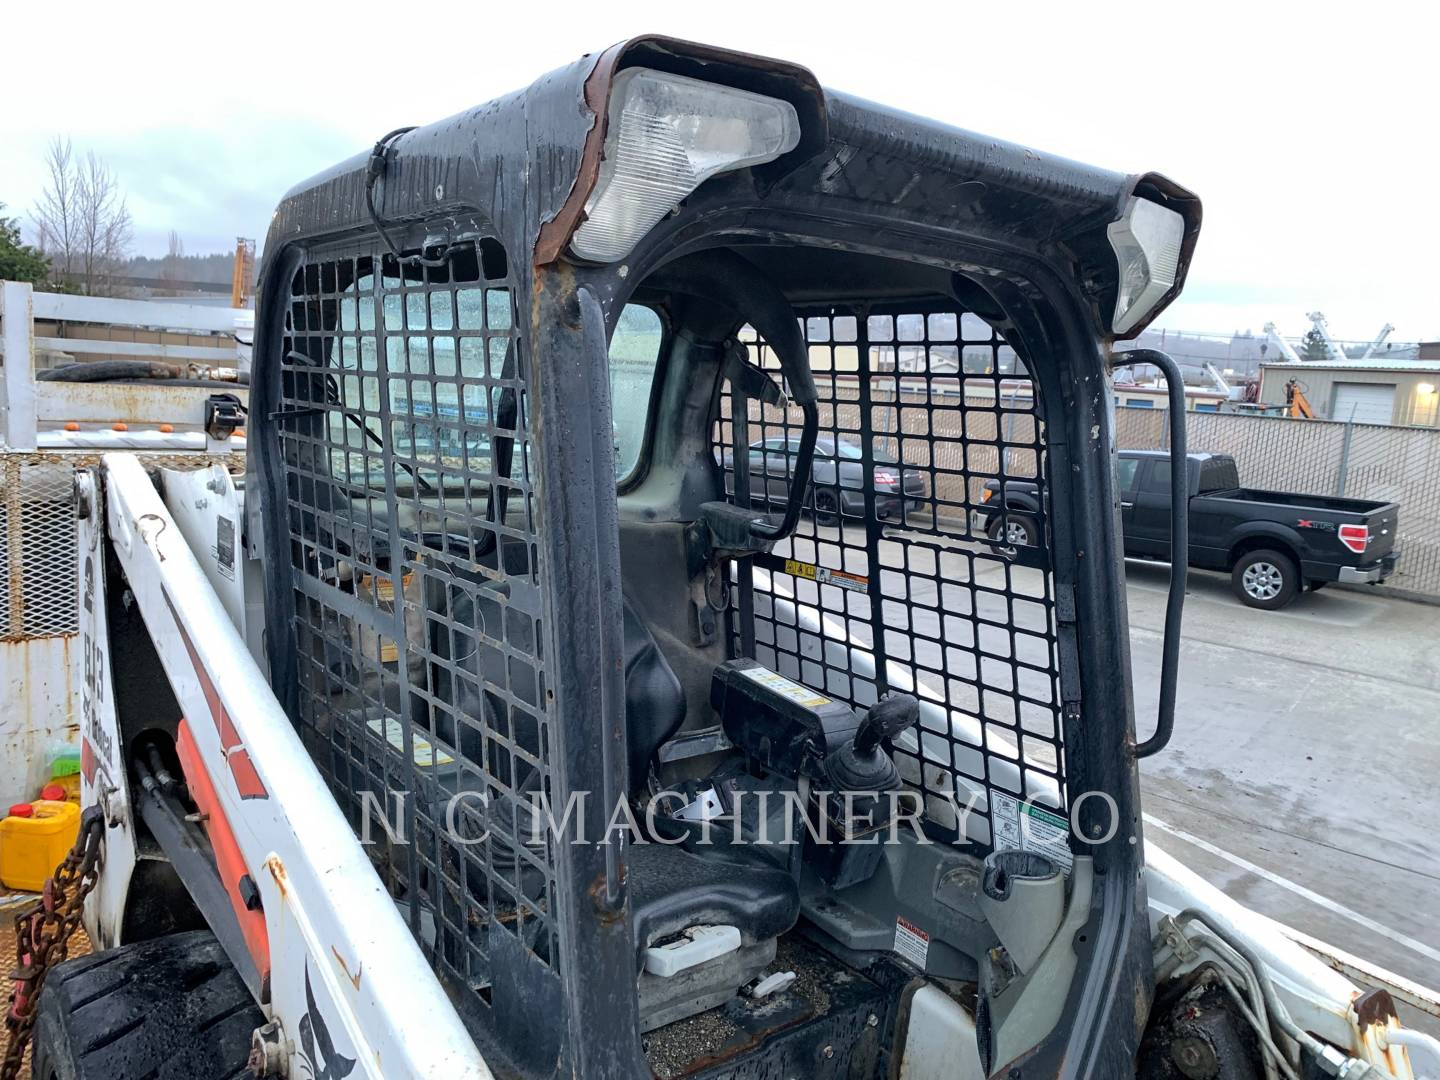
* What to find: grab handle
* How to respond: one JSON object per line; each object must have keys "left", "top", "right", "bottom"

{"left": 1113, "top": 349, "right": 1187, "bottom": 758}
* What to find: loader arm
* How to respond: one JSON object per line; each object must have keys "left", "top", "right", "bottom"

{"left": 88, "top": 452, "right": 490, "bottom": 1080}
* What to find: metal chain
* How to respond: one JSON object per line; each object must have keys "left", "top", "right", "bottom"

{"left": 1, "top": 806, "right": 105, "bottom": 1080}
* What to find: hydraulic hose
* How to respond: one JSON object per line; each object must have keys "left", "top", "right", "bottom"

{"left": 1175, "top": 910, "right": 1382, "bottom": 1079}
{"left": 1384, "top": 1029, "right": 1440, "bottom": 1076}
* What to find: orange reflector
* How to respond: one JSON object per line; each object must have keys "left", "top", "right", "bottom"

{"left": 112, "top": 422, "right": 129, "bottom": 432}
{"left": 158, "top": 423, "right": 174, "bottom": 433}
{"left": 64, "top": 422, "right": 80, "bottom": 432}
{"left": 233, "top": 428, "right": 246, "bottom": 438}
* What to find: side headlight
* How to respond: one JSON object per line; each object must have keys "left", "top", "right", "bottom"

{"left": 571, "top": 68, "right": 802, "bottom": 263}
{"left": 1107, "top": 197, "right": 1185, "bottom": 335}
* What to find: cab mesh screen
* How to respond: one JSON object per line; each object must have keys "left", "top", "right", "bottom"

{"left": 714, "top": 307, "right": 1066, "bottom": 847}
{"left": 277, "top": 239, "right": 560, "bottom": 1000}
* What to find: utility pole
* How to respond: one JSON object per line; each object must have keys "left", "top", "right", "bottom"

{"left": 231, "top": 237, "right": 256, "bottom": 308}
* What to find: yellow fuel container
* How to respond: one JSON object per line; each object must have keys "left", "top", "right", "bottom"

{"left": 0, "top": 800, "right": 81, "bottom": 892}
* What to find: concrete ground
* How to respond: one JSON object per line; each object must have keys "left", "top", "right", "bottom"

{"left": 1123, "top": 560, "right": 1440, "bottom": 1032}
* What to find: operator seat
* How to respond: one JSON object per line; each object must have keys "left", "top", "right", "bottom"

{"left": 620, "top": 598, "right": 685, "bottom": 794}
{"left": 617, "top": 603, "right": 800, "bottom": 1027}
{"left": 428, "top": 567, "right": 799, "bottom": 974}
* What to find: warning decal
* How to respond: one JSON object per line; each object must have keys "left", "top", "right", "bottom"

{"left": 739, "top": 665, "right": 832, "bottom": 707}
{"left": 368, "top": 716, "right": 456, "bottom": 768}
{"left": 783, "top": 558, "right": 869, "bottom": 594}
{"left": 990, "top": 790, "right": 1074, "bottom": 873}
{"left": 893, "top": 916, "right": 930, "bottom": 969}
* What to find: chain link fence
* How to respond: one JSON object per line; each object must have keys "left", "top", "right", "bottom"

{"left": 1115, "top": 408, "right": 1440, "bottom": 600}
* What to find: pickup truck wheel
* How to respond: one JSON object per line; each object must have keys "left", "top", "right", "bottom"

{"left": 1231, "top": 549, "right": 1299, "bottom": 610}
{"left": 30, "top": 930, "right": 261, "bottom": 1080}
{"left": 986, "top": 513, "right": 1036, "bottom": 556}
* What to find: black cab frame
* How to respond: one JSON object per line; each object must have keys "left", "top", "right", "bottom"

{"left": 250, "top": 35, "right": 1201, "bottom": 1078}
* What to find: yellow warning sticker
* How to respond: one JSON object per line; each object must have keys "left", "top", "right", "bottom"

{"left": 740, "top": 666, "right": 832, "bottom": 708}
{"left": 368, "top": 716, "right": 455, "bottom": 768}
{"left": 783, "top": 558, "right": 868, "bottom": 594}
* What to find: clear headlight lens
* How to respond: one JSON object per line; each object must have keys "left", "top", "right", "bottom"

{"left": 570, "top": 68, "right": 802, "bottom": 263}
{"left": 1107, "top": 197, "right": 1185, "bottom": 335}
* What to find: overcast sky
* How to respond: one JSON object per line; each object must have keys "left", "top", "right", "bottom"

{"left": 4, "top": 1, "right": 1436, "bottom": 342}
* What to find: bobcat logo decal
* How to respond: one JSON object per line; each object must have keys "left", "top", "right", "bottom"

{"left": 295, "top": 962, "right": 356, "bottom": 1080}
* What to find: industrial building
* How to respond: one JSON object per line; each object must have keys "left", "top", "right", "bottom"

{"left": 1258, "top": 359, "right": 1440, "bottom": 426}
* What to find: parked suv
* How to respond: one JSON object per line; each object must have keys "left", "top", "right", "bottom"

{"left": 722, "top": 434, "right": 927, "bottom": 523}
{"left": 976, "top": 450, "right": 1401, "bottom": 609}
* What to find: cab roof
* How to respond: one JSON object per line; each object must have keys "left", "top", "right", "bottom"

{"left": 262, "top": 35, "right": 1201, "bottom": 340}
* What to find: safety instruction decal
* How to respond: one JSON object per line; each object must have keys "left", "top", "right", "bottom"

{"left": 215, "top": 516, "right": 236, "bottom": 580}
{"left": 739, "top": 665, "right": 831, "bottom": 707}
{"left": 368, "top": 716, "right": 456, "bottom": 768}
{"left": 893, "top": 915, "right": 930, "bottom": 969}
{"left": 991, "top": 790, "right": 1073, "bottom": 872}
{"left": 783, "top": 558, "right": 868, "bottom": 594}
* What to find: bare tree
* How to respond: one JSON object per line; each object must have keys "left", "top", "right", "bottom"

{"left": 162, "top": 229, "right": 185, "bottom": 284}
{"left": 33, "top": 138, "right": 75, "bottom": 280}
{"left": 32, "top": 137, "right": 133, "bottom": 295}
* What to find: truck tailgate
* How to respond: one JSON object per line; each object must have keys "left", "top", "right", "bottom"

{"left": 1357, "top": 501, "right": 1400, "bottom": 560}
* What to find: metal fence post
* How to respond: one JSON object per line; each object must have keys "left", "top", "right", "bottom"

{"left": 1, "top": 280, "right": 38, "bottom": 451}
{"left": 1336, "top": 420, "right": 1354, "bottom": 496}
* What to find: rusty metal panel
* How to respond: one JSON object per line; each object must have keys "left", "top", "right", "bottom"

{"left": 0, "top": 636, "right": 78, "bottom": 806}
{"left": 33, "top": 381, "right": 250, "bottom": 428}
{"left": 0, "top": 448, "right": 243, "bottom": 804}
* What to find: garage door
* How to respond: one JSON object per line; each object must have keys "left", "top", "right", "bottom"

{"left": 1330, "top": 382, "right": 1395, "bottom": 425}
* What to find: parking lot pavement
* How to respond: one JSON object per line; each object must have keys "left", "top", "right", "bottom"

{"left": 1123, "top": 560, "right": 1440, "bottom": 1028}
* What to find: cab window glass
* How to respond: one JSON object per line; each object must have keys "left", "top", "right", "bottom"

{"left": 1149, "top": 459, "right": 1171, "bottom": 495}
{"left": 1116, "top": 457, "right": 1140, "bottom": 494}
{"left": 610, "top": 304, "right": 664, "bottom": 480}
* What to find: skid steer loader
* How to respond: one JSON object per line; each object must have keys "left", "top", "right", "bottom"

{"left": 12, "top": 33, "right": 1435, "bottom": 1080}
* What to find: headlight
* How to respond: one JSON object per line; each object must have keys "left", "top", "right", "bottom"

{"left": 1106, "top": 197, "right": 1185, "bottom": 335}
{"left": 570, "top": 68, "right": 802, "bottom": 263}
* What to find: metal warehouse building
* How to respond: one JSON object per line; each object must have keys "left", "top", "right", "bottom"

{"left": 1259, "top": 359, "right": 1440, "bottom": 426}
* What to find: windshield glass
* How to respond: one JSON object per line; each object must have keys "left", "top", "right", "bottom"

{"left": 610, "top": 304, "right": 664, "bottom": 480}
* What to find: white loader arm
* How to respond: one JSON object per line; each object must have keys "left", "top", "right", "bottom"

{"left": 96, "top": 453, "right": 491, "bottom": 1080}
{"left": 1146, "top": 843, "right": 1439, "bottom": 1079}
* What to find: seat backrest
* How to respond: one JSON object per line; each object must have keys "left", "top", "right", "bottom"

{"left": 622, "top": 598, "right": 686, "bottom": 792}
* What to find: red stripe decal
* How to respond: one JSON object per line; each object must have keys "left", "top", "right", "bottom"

{"left": 226, "top": 749, "right": 268, "bottom": 801}
{"left": 163, "top": 590, "right": 268, "bottom": 799}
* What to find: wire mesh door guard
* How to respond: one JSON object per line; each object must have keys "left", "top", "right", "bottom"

{"left": 714, "top": 306, "right": 1068, "bottom": 849}
{"left": 277, "top": 236, "right": 567, "bottom": 1036}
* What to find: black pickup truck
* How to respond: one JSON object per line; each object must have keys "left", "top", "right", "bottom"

{"left": 975, "top": 450, "right": 1401, "bottom": 609}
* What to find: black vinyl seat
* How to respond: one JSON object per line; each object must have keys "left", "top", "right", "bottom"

{"left": 427, "top": 579, "right": 799, "bottom": 969}
{"left": 619, "top": 601, "right": 800, "bottom": 969}
{"left": 621, "top": 599, "right": 686, "bottom": 793}
{"left": 627, "top": 843, "right": 800, "bottom": 967}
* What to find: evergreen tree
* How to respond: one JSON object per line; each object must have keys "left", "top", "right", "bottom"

{"left": 1299, "top": 327, "right": 1333, "bottom": 363}
{"left": 0, "top": 203, "right": 51, "bottom": 285}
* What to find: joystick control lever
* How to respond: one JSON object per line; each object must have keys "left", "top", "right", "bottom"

{"left": 855, "top": 693, "right": 920, "bottom": 757}
{"left": 826, "top": 692, "right": 919, "bottom": 791}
